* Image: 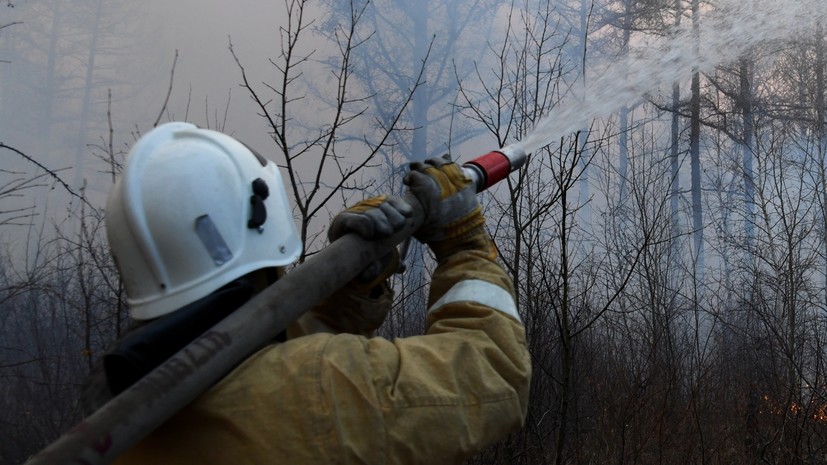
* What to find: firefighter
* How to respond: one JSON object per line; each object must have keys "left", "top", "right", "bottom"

{"left": 87, "top": 122, "right": 531, "bottom": 464}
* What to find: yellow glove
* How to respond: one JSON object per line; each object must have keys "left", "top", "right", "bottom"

{"left": 292, "top": 195, "right": 411, "bottom": 337}
{"left": 328, "top": 195, "right": 413, "bottom": 241}
{"left": 292, "top": 282, "right": 393, "bottom": 337}
{"left": 403, "top": 154, "right": 493, "bottom": 260}
{"left": 327, "top": 194, "right": 411, "bottom": 292}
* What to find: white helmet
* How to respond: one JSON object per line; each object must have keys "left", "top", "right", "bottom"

{"left": 106, "top": 122, "right": 302, "bottom": 320}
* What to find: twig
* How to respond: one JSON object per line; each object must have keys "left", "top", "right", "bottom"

{"left": 154, "top": 49, "right": 179, "bottom": 127}
{"left": 0, "top": 21, "right": 22, "bottom": 31}
{"left": 0, "top": 21, "right": 22, "bottom": 64}
{"left": 0, "top": 142, "right": 94, "bottom": 209}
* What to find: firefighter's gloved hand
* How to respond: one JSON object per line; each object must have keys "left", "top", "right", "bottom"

{"left": 328, "top": 195, "right": 412, "bottom": 291}
{"left": 293, "top": 195, "right": 412, "bottom": 337}
{"left": 404, "top": 154, "right": 490, "bottom": 260}
{"left": 328, "top": 195, "right": 413, "bottom": 242}
{"left": 292, "top": 282, "right": 393, "bottom": 337}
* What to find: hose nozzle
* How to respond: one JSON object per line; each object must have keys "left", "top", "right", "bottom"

{"left": 461, "top": 144, "right": 529, "bottom": 192}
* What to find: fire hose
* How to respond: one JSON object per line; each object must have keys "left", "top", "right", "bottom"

{"left": 23, "top": 145, "right": 528, "bottom": 465}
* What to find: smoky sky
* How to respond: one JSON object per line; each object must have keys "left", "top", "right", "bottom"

{"left": 0, "top": 0, "right": 308, "bottom": 258}
{"left": 2, "top": 1, "right": 307, "bottom": 179}
{"left": 1, "top": 0, "right": 515, "bottom": 264}
{"left": 144, "top": 0, "right": 294, "bottom": 143}
{"left": 5, "top": 0, "right": 821, "bottom": 260}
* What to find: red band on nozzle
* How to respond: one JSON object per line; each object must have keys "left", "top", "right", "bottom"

{"left": 464, "top": 151, "right": 511, "bottom": 191}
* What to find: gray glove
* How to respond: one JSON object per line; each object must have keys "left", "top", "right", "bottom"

{"left": 403, "top": 154, "right": 486, "bottom": 258}
{"left": 328, "top": 195, "right": 413, "bottom": 288}
{"left": 328, "top": 195, "right": 413, "bottom": 242}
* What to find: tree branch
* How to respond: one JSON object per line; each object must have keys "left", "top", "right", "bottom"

{"left": 0, "top": 143, "right": 94, "bottom": 209}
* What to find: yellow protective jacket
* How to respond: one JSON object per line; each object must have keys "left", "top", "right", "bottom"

{"left": 116, "top": 240, "right": 531, "bottom": 465}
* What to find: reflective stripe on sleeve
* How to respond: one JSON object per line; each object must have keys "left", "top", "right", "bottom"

{"left": 428, "top": 279, "right": 521, "bottom": 322}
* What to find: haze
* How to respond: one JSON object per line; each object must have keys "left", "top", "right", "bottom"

{"left": 4, "top": 0, "right": 827, "bottom": 463}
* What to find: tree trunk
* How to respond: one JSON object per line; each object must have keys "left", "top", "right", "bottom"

{"left": 554, "top": 173, "right": 573, "bottom": 465}
{"left": 42, "top": 0, "right": 63, "bottom": 155}
{"left": 410, "top": 0, "right": 429, "bottom": 160}
{"left": 618, "top": 0, "right": 632, "bottom": 209}
{"left": 815, "top": 22, "right": 826, "bottom": 308}
{"left": 670, "top": 0, "right": 683, "bottom": 283}
{"left": 670, "top": 78, "right": 681, "bottom": 269}
{"left": 740, "top": 57, "right": 755, "bottom": 251}
{"left": 577, "top": 0, "right": 592, "bottom": 228}
{"left": 73, "top": 0, "right": 104, "bottom": 190}
{"left": 690, "top": 0, "right": 703, "bottom": 276}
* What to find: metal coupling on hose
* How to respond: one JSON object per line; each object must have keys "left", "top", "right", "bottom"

{"left": 461, "top": 144, "right": 529, "bottom": 192}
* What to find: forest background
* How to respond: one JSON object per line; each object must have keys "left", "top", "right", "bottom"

{"left": 2, "top": 0, "right": 827, "bottom": 464}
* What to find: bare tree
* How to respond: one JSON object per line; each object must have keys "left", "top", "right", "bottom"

{"left": 0, "top": 137, "right": 126, "bottom": 464}
{"left": 230, "top": 0, "right": 425, "bottom": 259}
{"left": 320, "top": 0, "right": 503, "bottom": 161}
{"left": 455, "top": 3, "right": 668, "bottom": 463}
{"left": 0, "top": 0, "right": 148, "bottom": 195}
